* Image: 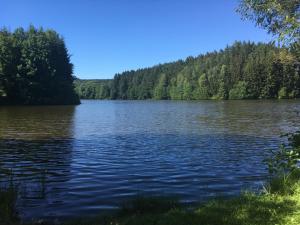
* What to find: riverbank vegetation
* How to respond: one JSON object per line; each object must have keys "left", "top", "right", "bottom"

{"left": 0, "top": 26, "right": 80, "bottom": 105}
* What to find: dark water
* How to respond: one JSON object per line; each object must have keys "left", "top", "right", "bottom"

{"left": 0, "top": 100, "right": 300, "bottom": 220}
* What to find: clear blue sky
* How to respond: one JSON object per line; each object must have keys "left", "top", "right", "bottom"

{"left": 1, "top": 0, "right": 272, "bottom": 79}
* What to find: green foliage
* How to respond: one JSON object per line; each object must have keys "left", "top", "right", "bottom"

{"left": 196, "top": 73, "right": 210, "bottom": 99}
{"left": 265, "top": 132, "right": 300, "bottom": 178}
{"left": 289, "top": 131, "right": 300, "bottom": 148}
{"left": 0, "top": 26, "right": 79, "bottom": 105}
{"left": 278, "top": 87, "right": 289, "bottom": 99}
{"left": 109, "top": 42, "right": 299, "bottom": 100}
{"left": 263, "top": 131, "right": 300, "bottom": 197}
{"left": 291, "top": 41, "right": 300, "bottom": 59}
{"left": 238, "top": 0, "right": 300, "bottom": 44}
{"left": 70, "top": 42, "right": 299, "bottom": 101}
{"left": 74, "top": 79, "right": 111, "bottom": 99}
{"left": 153, "top": 73, "right": 169, "bottom": 100}
{"left": 265, "top": 144, "right": 300, "bottom": 176}
{"left": 217, "top": 65, "right": 229, "bottom": 99}
{"left": 264, "top": 169, "right": 300, "bottom": 195}
{"left": 229, "top": 81, "right": 249, "bottom": 99}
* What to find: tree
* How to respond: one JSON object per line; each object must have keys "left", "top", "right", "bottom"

{"left": 197, "top": 73, "right": 210, "bottom": 99}
{"left": 171, "top": 73, "right": 185, "bottom": 100}
{"left": 229, "top": 81, "right": 250, "bottom": 99}
{"left": 0, "top": 26, "right": 79, "bottom": 105}
{"left": 238, "top": 0, "right": 300, "bottom": 44}
{"left": 217, "top": 65, "right": 229, "bottom": 99}
{"left": 153, "top": 73, "right": 169, "bottom": 99}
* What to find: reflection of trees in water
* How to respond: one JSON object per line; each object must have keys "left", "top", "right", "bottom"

{"left": 0, "top": 106, "right": 76, "bottom": 211}
{"left": 0, "top": 106, "right": 76, "bottom": 140}
{"left": 197, "top": 101, "right": 300, "bottom": 136}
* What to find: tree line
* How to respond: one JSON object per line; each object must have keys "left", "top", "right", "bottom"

{"left": 0, "top": 26, "right": 79, "bottom": 105}
{"left": 75, "top": 42, "right": 300, "bottom": 100}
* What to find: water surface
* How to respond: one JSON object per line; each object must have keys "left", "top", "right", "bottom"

{"left": 0, "top": 100, "right": 299, "bottom": 220}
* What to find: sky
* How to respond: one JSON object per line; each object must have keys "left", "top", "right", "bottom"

{"left": 1, "top": 0, "right": 273, "bottom": 79}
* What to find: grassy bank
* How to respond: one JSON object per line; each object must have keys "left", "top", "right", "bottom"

{"left": 67, "top": 171, "right": 300, "bottom": 225}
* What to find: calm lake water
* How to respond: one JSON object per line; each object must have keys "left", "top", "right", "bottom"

{"left": 0, "top": 100, "right": 300, "bottom": 220}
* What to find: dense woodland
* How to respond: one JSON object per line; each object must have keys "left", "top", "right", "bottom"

{"left": 75, "top": 42, "right": 300, "bottom": 100}
{"left": 0, "top": 26, "right": 79, "bottom": 105}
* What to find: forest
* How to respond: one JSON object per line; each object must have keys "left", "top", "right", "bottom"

{"left": 75, "top": 42, "right": 300, "bottom": 100}
{"left": 0, "top": 26, "right": 80, "bottom": 105}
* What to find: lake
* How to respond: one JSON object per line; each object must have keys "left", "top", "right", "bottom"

{"left": 0, "top": 100, "right": 300, "bottom": 220}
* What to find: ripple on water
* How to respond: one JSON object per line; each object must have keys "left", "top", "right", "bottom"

{"left": 0, "top": 100, "right": 300, "bottom": 220}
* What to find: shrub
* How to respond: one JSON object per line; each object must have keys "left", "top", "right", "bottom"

{"left": 278, "top": 87, "right": 288, "bottom": 99}
{"left": 264, "top": 131, "right": 300, "bottom": 194}
{"left": 229, "top": 81, "right": 249, "bottom": 99}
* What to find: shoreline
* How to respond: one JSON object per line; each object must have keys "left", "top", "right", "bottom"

{"left": 2, "top": 170, "right": 300, "bottom": 225}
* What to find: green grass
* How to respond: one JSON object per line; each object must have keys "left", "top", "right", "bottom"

{"left": 98, "top": 185, "right": 300, "bottom": 225}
